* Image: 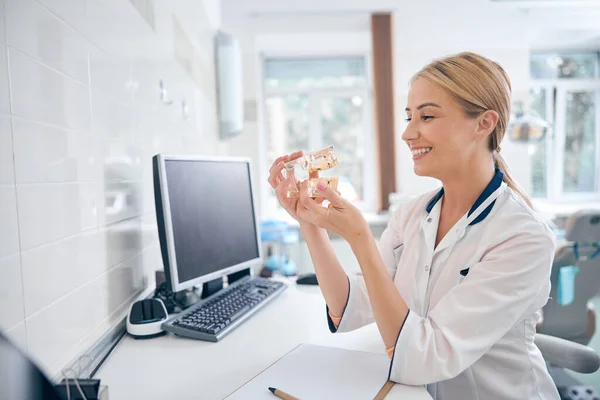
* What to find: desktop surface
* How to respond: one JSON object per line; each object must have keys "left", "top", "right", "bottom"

{"left": 96, "top": 280, "right": 431, "bottom": 400}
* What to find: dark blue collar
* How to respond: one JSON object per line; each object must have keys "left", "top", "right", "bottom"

{"left": 425, "top": 168, "right": 505, "bottom": 226}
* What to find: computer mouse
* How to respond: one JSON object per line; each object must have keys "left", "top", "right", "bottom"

{"left": 296, "top": 273, "right": 318, "bottom": 285}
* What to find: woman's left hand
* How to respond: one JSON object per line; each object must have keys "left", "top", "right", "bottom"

{"left": 296, "top": 179, "right": 370, "bottom": 245}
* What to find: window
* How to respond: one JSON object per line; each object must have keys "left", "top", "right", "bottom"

{"left": 529, "top": 52, "right": 600, "bottom": 201}
{"left": 262, "top": 56, "right": 374, "bottom": 212}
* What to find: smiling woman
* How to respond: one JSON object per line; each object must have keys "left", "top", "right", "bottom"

{"left": 268, "top": 52, "right": 560, "bottom": 400}
{"left": 403, "top": 54, "right": 533, "bottom": 209}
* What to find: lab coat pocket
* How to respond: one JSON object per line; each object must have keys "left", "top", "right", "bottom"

{"left": 393, "top": 243, "right": 404, "bottom": 266}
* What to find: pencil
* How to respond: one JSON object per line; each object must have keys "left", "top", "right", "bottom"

{"left": 268, "top": 386, "right": 300, "bottom": 400}
{"left": 373, "top": 380, "right": 395, "bottom": 400}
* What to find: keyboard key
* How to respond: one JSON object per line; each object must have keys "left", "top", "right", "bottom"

{"left": 230, "top": 305, "right": 250, "bottom": 322}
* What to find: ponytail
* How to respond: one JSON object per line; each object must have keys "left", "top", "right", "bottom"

{"left": 493, "top": 150, "right": 534, "bottom": 209}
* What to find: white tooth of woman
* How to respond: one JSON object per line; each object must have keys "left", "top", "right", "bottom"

{"left": 413, "top": 148, "right": 431, "bottom": 156}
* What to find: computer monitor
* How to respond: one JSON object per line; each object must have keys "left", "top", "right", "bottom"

{"left": 153, "top": 155, "right": 262, "bottom": 294}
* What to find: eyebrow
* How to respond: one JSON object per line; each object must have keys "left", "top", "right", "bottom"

{"left": 405, "top": 102, "right": 442, "bottom": 112}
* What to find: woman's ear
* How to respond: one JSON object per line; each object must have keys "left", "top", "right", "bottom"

{"left": 477, "top": 110, "right": 499, "bottom": 141}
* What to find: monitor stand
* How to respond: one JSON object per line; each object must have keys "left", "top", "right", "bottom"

{"left": 228, "top": 267, "right": 251, "bottom": 284}
{"left": 200, "top": 268, "right": 252, "bottom": 299}
{"left": 201, "top": 278, "right": 223, "bottom": 299}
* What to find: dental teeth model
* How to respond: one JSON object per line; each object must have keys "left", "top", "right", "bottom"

{"left": 283, "top": 145, "right": 339, "bottom": 198}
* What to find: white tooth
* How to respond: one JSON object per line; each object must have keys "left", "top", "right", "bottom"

{"left": 413, "top": 148, "right": 431, "bottom": 155}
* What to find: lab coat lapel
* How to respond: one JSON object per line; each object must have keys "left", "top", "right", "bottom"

{"left": 421, "top": 201, "right": 441, "bottom": 256}
{"left": 421, "top": 182, "right": 507, "bottom": 315}
{"left": 415, "top": 202, "right": 441, "bottom": 315}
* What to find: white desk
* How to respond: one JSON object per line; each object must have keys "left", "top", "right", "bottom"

{"left": 96, "top": 281, "right": 432, "bottom": 400}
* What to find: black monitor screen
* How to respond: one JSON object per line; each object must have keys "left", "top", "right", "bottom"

{"left": 164, "top": 159, "right": 259, "bottom": 284}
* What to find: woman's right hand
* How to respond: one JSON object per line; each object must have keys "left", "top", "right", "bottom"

{"left": 268, "top": 151, "right": 303, "bottom": 222}
{"left": 268, "top": 151, "right": 321, "bottom": 224}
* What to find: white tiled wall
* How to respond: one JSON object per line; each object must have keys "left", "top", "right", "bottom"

{"left": 0, "top": 0, "right": 223, "bottom": 378}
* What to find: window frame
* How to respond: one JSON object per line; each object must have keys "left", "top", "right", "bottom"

{"left": 259, "top": 52, "right": 377, "bottom": 215}
{"left": 530, "top": 78, "right": 600, "bottom": 203}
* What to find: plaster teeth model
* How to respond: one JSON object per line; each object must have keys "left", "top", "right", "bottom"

{"left": 283, "top": 145, "right": 339, "bottom": 198}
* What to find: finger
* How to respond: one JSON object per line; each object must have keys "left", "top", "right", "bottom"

{"left": 269, "top": 155, "right": 290, "bottom": 179}
{"left": 270, "top": 154, "right": 289, "bottom": 172}
{"left": 275, "top": 178, "right": 290, "bottom": 200}
{"left": 287, "top": 150, "right": 304, "bottom": 162}
{"left": 268, "top": 161, "right": 286, "bottom": 189}
{"left": 269, "top": 151, "right": 304, "bottom": 186}
{"left": 298, "top": 180, "right": 312, "bottom": 207}
{"left": 315, "top": 180, "right": 345, "bottom": 207}
{"left": 276, "top": 151, "right": 303, "bottom": 174}
{"left": 298, "top": 180, "right": 328, "bottom": 217}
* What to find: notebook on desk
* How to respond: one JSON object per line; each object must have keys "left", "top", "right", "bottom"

{"left": 224, "top": 343, "right": 391, "bottom": 400}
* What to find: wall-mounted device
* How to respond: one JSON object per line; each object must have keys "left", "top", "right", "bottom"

{"left": 215, "top": 30, "right": 244, "bottom": 140}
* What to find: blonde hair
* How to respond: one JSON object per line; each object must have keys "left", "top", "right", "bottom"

{"left": 412, "top": 52, "right": 533, "bottom": 208}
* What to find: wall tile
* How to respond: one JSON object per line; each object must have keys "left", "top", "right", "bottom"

{"left": 101, "top": 139, "right": 144, "bottom": 183}
{"left": 131, "top": 56, "right": 159, "bottom": 109}
{"left": 91, "top": 91, "right": 134, "bottom": 140}
{"left": 26, "top": 261, "right": 139, "bottom": 378}
{"left": 0, "top": 185, "right": 19, "bottom": 258}
{"left": 89, "top": 44, "right": 132, "bottom": 105}
{"left": 12, "top": 118, "right": 101, "bottom": 184}
{"left": 37, "top": 0, "right": 87, "bottom": 36}
{"left": 9, "top": 49, "right": 90, "bottom": 131}
{"left": 0, "top": 116, "right": 13, "bottom": 185}
{"left": 141, "top": 212, "right": 158, "bottom": 245}
{"left": 141, "top": 242, "right": 161, "bottom": 284}
{"left": 26, "top": 271, "right": 106, "bottom": 377}
{"left": 105, "top": 253, "right": 141, "bottom": 311}
{"left": 102, "top": 217, "right": 143, "bottom": 269}
{"left": 6, "top": 0, "right": 89, "bottom": 84}
{"left": 85, "top": 0, "right": 154, "bottom": 62}
{"left": 17, "top": 183, "right": 98, "bottom": 250}
{"left": 0, "top": 43, "right": 10, "bottom": 115}
{"left": 21, "top": 229, "right": 107, "bottom": 317}
{"left": 99, "top": 180, "right": 143, "bottom": 227}
{"left": 45, "top": 285, "right": 137, "bottom": 380}
{"left": 0, "top": 253, "right": 25, "bottom": 332}
{"left": 141, "top": 174, "right": 156, "bottom": 217}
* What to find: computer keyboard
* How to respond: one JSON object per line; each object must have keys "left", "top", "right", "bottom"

{"left": 161, "top": 277, "right": 287, "bottom": 342}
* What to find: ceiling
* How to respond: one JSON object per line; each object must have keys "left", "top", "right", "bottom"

{"left": 221, "top": 0, "right": 600, "bottom": 50}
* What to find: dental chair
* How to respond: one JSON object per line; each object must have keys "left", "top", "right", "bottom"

{"left": 536, "top": 209, "right": 600, "bottom": 400}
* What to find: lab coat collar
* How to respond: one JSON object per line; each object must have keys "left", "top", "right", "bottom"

{"left": 425, "top": 168, "right": 505, "bottom": 227}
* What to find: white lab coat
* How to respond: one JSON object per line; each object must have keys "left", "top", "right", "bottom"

{"left": 328, "top": 170, "right": 560, "bottom": 400}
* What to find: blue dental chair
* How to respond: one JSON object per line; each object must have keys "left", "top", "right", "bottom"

{"left": 536, "top": 209, "right": 600, "bottom": 400}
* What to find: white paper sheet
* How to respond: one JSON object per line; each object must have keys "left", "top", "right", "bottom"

{"left": 225, "top": 343, "right": 391, "bottom": 400}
